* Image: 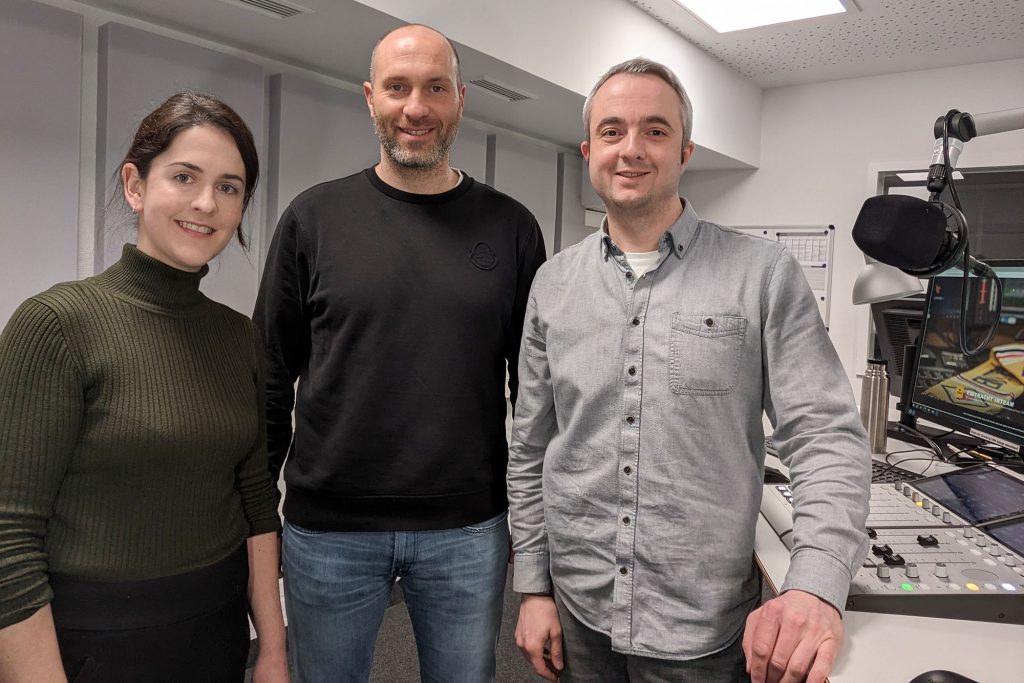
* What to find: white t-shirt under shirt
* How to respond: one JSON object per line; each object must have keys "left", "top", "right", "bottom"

{"left": 624, "top": 251, "right": 660, "bottom": 278}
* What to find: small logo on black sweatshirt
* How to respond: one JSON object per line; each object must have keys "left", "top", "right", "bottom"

{"left": 469, "top": 242, "right": 498, "bottom": 270}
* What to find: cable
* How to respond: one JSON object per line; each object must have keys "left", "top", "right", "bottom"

{"left": 969, "top": 442, "right": 1024, "bottom": 470}
{"left": 929, "top": 427, "right": 959, "bottom": 442}
{"left": 940, "top": 112, "right": 1002, "bottom": 357}
{"left": 885, "top": 447, "right": 931, "bottom": 456}
{"left": 872, "top": 456, "right": 919, "bottom": 483}
{"left": 891, "top": 421, "right": 948, "bottom": 462}
{"left": 945, "top": 445, "right": 987, "bottom": 465}
{"left": 942, "top": 116, "right": 962, "bottom": 210}
{"left": 885, "top": 454, "right": 942, "bottom": 477}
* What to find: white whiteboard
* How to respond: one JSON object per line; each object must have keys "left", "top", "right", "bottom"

{"left": 735, "top": 225, "right": 835, "bottom": 329}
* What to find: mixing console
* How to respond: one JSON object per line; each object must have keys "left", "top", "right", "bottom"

{"left": 761, "top": 465, "right": 1024, "bottom": 623}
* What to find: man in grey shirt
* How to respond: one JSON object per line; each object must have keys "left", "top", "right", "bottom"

{"left": 508, "top": 58, "right": 871, "bottom": 683}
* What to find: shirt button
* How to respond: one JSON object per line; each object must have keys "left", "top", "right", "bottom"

{"left": 631, "top": 317, "right": 640, "bottom": 326}
{"left": 625, "top": 416, "right": 635, "bottom": 425}
{"left": 619, "top": 567, "right": 628, "bottom": 576}
{"left": 705, "top": 318, "right": 715, "bottom": 327}
{"left": 627, "top": 366, "right": 636, "bottom": 376}
{"left": 623, "top": 466, "right": 632, "bottom": 475}
{"left": 622, "top": 516, "right": 630, "bottom": 525}
{"left": 626, "top": 272, "right": 634, "bottom": 280}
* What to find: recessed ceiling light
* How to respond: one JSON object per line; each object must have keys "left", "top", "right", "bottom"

{"left": 674, "top": 0, "right": 850, "bottom": 33}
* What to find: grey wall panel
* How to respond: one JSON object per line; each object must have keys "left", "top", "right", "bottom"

{"left": 267, "top": 74, "right": 488, "bottom": 263}
{"left": 580, "top": 158, "right": 605, "bottom": 211}
{"left": 97, "top": 22, "right": 265, "bottom": 315}
{"left": 560, "top": 152, "right": 592, "bottom": 250}
{"left": 450, "top": 124, "right": 487, "bottom": 182}
{"left": 492, "top": 135, "right": 558, "bottom": 255}
{"left": 269, "top": 73, "right": 379, "bottom": 229}
{"left": 0, "top": 0, "right": 82, "bottom": 327}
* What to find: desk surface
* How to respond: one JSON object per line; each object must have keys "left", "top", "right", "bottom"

{"left": 756, "top": 438, "right": 1024, "bottom": 682}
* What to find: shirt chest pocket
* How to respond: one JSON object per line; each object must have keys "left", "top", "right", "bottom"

{"left": 668, "top": 313, "right": 747, "bottom": 395}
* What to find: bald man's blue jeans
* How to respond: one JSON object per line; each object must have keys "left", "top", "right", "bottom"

{"left": 281, "top": 511, "right": 510, "bottom": 682}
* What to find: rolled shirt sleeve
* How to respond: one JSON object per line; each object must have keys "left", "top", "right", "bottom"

{"left": 761, "top": 250, "right": 872, "bottom": 614}
{"left": 508, "top": 288, "right": 559, "bottom": 595}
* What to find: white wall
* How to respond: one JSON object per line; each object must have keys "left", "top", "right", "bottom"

{"left": 353, "top": 0, "right": 763, "bottom": 167}
{"left": 97, "top": 22, "right": 266, "bottom": 315}
{"left": 10, "top": 2, "right": 1020, "bottom": 363}
{"left": 682, "top": 58, "right": 1024, "bottom": 388}
{"left": 267, "top": 73, "right": 381, "bottom": 268}
{"left": 492, "top": 134, "right": 559, "bottom": 251}
{"left": 267, "top": 70, "right": 489, "bottom": 266}
{"left": 0, "top": 0, "right": 81, "bottom": 326}
{"left": 1, "top": 0, "right": 584, "bottom": 326}
{"left": 269, "top": 74, "right": 378, "bottom": 222}
{"left": 449, "top": 124, "right": 489, "bottom": 186}
{"left": 559, "top": 152, "right": 592, "bottom": 250}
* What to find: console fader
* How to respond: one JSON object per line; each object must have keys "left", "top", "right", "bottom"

{"left": 761, "top": 468, "right": 1024, "bottom": 624}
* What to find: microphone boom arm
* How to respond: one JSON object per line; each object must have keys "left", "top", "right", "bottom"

{"left": 928, "top": 107, "right": 1024, "bottom": 197}
{"left": 926, "top": 107, "right": 1024, "bottom": 356}
{"left": 935, "top": 107, "right": 1024, "bottom": 143}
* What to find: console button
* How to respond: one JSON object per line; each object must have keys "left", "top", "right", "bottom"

{"left": 883, "top": 553, "right": 906, "bottom": 566}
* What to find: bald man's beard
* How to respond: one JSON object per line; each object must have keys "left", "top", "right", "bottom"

{"left": 373, "top": 113, "right": 461, "bottom": 170}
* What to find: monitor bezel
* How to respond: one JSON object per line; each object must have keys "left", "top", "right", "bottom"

{"left": 911, "top": 464, "right": 1024, "bottom": 525}
{"left": 904, "top": 259, "right": 1024, "bottom": 451}
{"left": 870, "top": 295, "right": 927, "bottom": 399}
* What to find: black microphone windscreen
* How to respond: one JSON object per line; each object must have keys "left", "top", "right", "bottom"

{"left": 853, "top": 195, "right": 948, "bottom": 270}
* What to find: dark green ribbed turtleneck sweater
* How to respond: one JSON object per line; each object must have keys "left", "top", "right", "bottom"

{"left": 0, "top": 244, "right": 280, "bottom": 629}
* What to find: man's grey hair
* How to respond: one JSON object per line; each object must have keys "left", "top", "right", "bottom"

{"left": 369, "top": 24, "right": 463, "bottom": 87}
{"left": 582, "top": 57, "right": 693, "bottom": 146}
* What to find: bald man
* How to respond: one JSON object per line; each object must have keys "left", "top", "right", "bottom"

{"left": 254, "top": 24, "right": 546, "bottom": 683}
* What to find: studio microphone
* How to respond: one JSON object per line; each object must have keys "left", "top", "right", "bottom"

{"left": 852, "top": 195, "right": 962, "bottom": 275}
{"left": 854, "top": 107, "right": 1023, "bottom": 356}
{"left": 854, "top": 108, "right": 1023, "bottom": 280}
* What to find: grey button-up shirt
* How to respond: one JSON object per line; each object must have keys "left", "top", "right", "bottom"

{"left": 508, "top": 200, "right": 870, "bottom": 659}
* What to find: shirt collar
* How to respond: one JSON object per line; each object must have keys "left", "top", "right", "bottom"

{"left": 599, "top": 198, "right": 701, "bottom": 261}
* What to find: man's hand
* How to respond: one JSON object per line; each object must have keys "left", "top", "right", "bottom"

{"left": 251, "top": 649, "right": 290, "bottom": 683}
{"left": 515, "top": 594, "right": 564, "bottom": 681}
{"left": 742, "top": 589, "right": 843, "bottom": 683}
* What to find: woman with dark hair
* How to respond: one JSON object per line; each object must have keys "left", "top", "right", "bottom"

{"left": 0, "top": 92, "right": 288, "bottom": 682}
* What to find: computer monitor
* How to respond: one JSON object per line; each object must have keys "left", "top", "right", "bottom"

{"left": 871, "top": 295, "right": 927, "bottom": 398}
{"left": 904, "top": 262, "right": 1024, "bottom": 454}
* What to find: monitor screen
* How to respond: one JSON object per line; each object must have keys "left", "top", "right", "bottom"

{"left": 905, "top": 262, "right": 1024, "bottom": 450}
{"left": 987, "top": 517, "right": 1024, "bottom": 557}
{"left": 911, "top": 465, "right": 1024, "bottom": 525}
